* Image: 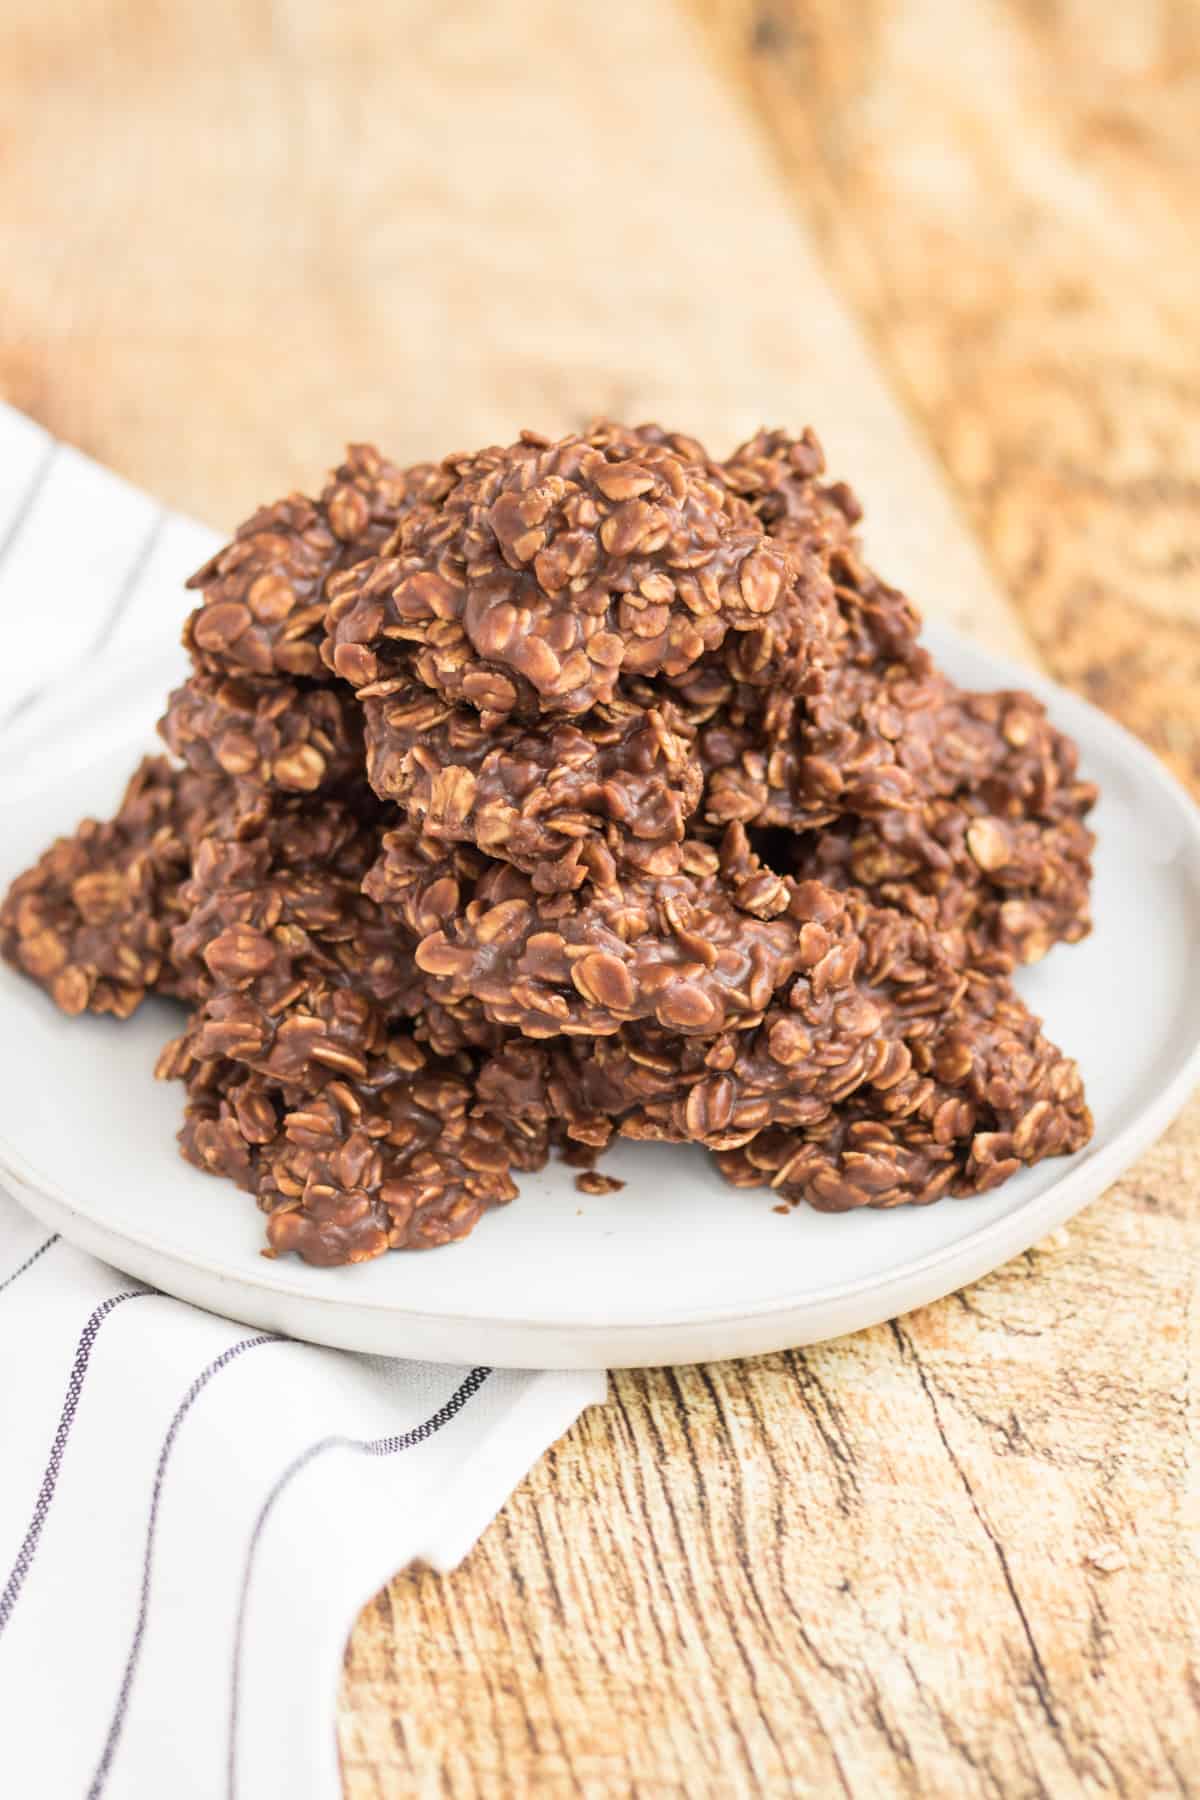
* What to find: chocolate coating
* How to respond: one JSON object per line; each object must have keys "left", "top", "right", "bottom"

{"left": 168, "top": 1028, "right": 540, "bottom": 1265}
{"left": 0, "top": 757, "right": 224, "bottom": 1017}
{"left": 160, "top": 669, "right": 364, "bottom": 797}
{"left": 184, "top": 444, "right": 448, "bottom": 680}
{"left": 324, "top": 429, "right": 834, "bottom": 719}
{"left": 362, "top": 678, "right": 702, "bottom": 889}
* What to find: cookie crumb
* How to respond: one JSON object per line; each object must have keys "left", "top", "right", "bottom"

{"left": 575, "top": 1171, "right": 625, "bottom": 1196}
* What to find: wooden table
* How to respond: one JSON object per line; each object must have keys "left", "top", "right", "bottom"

{"left": 3, "top": 2, "right": 1197, "bottom": 1791}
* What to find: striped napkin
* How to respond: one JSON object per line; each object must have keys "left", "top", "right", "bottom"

{"left": 0, "top": 406, "right": 605, "bottom": 1799}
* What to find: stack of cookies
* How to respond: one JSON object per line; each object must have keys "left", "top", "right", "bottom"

{"left": 1, "top": 425, "right": 1096, "bottom": 1265}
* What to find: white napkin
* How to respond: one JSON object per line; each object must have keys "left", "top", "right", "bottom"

{"left": 0, "top": 406, "right": 606, "bottom": 1798}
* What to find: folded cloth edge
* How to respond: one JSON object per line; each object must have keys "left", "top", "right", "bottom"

{"left": 309, "top": 1365, "right": 607, "bottom": 1793}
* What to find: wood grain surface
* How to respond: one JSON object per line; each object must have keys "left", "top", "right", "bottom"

{"left": 1, "top": 1, "right": 1197, "bottom": 1795}
{"left": 686, "top": 0, "right": 1200, "bottom": 794}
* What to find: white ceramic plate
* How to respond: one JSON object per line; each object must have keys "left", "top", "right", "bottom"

{"left": 2, "top": 626, "right": 1198, "bottom": 1368}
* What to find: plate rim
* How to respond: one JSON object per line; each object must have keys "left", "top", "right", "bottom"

{"left": 2, "top": 624, "right": 1199, "bottom": 1349}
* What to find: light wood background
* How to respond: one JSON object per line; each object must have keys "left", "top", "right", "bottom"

{"left": 2, "top": 1, "right": 1197, "bottom": 1794}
